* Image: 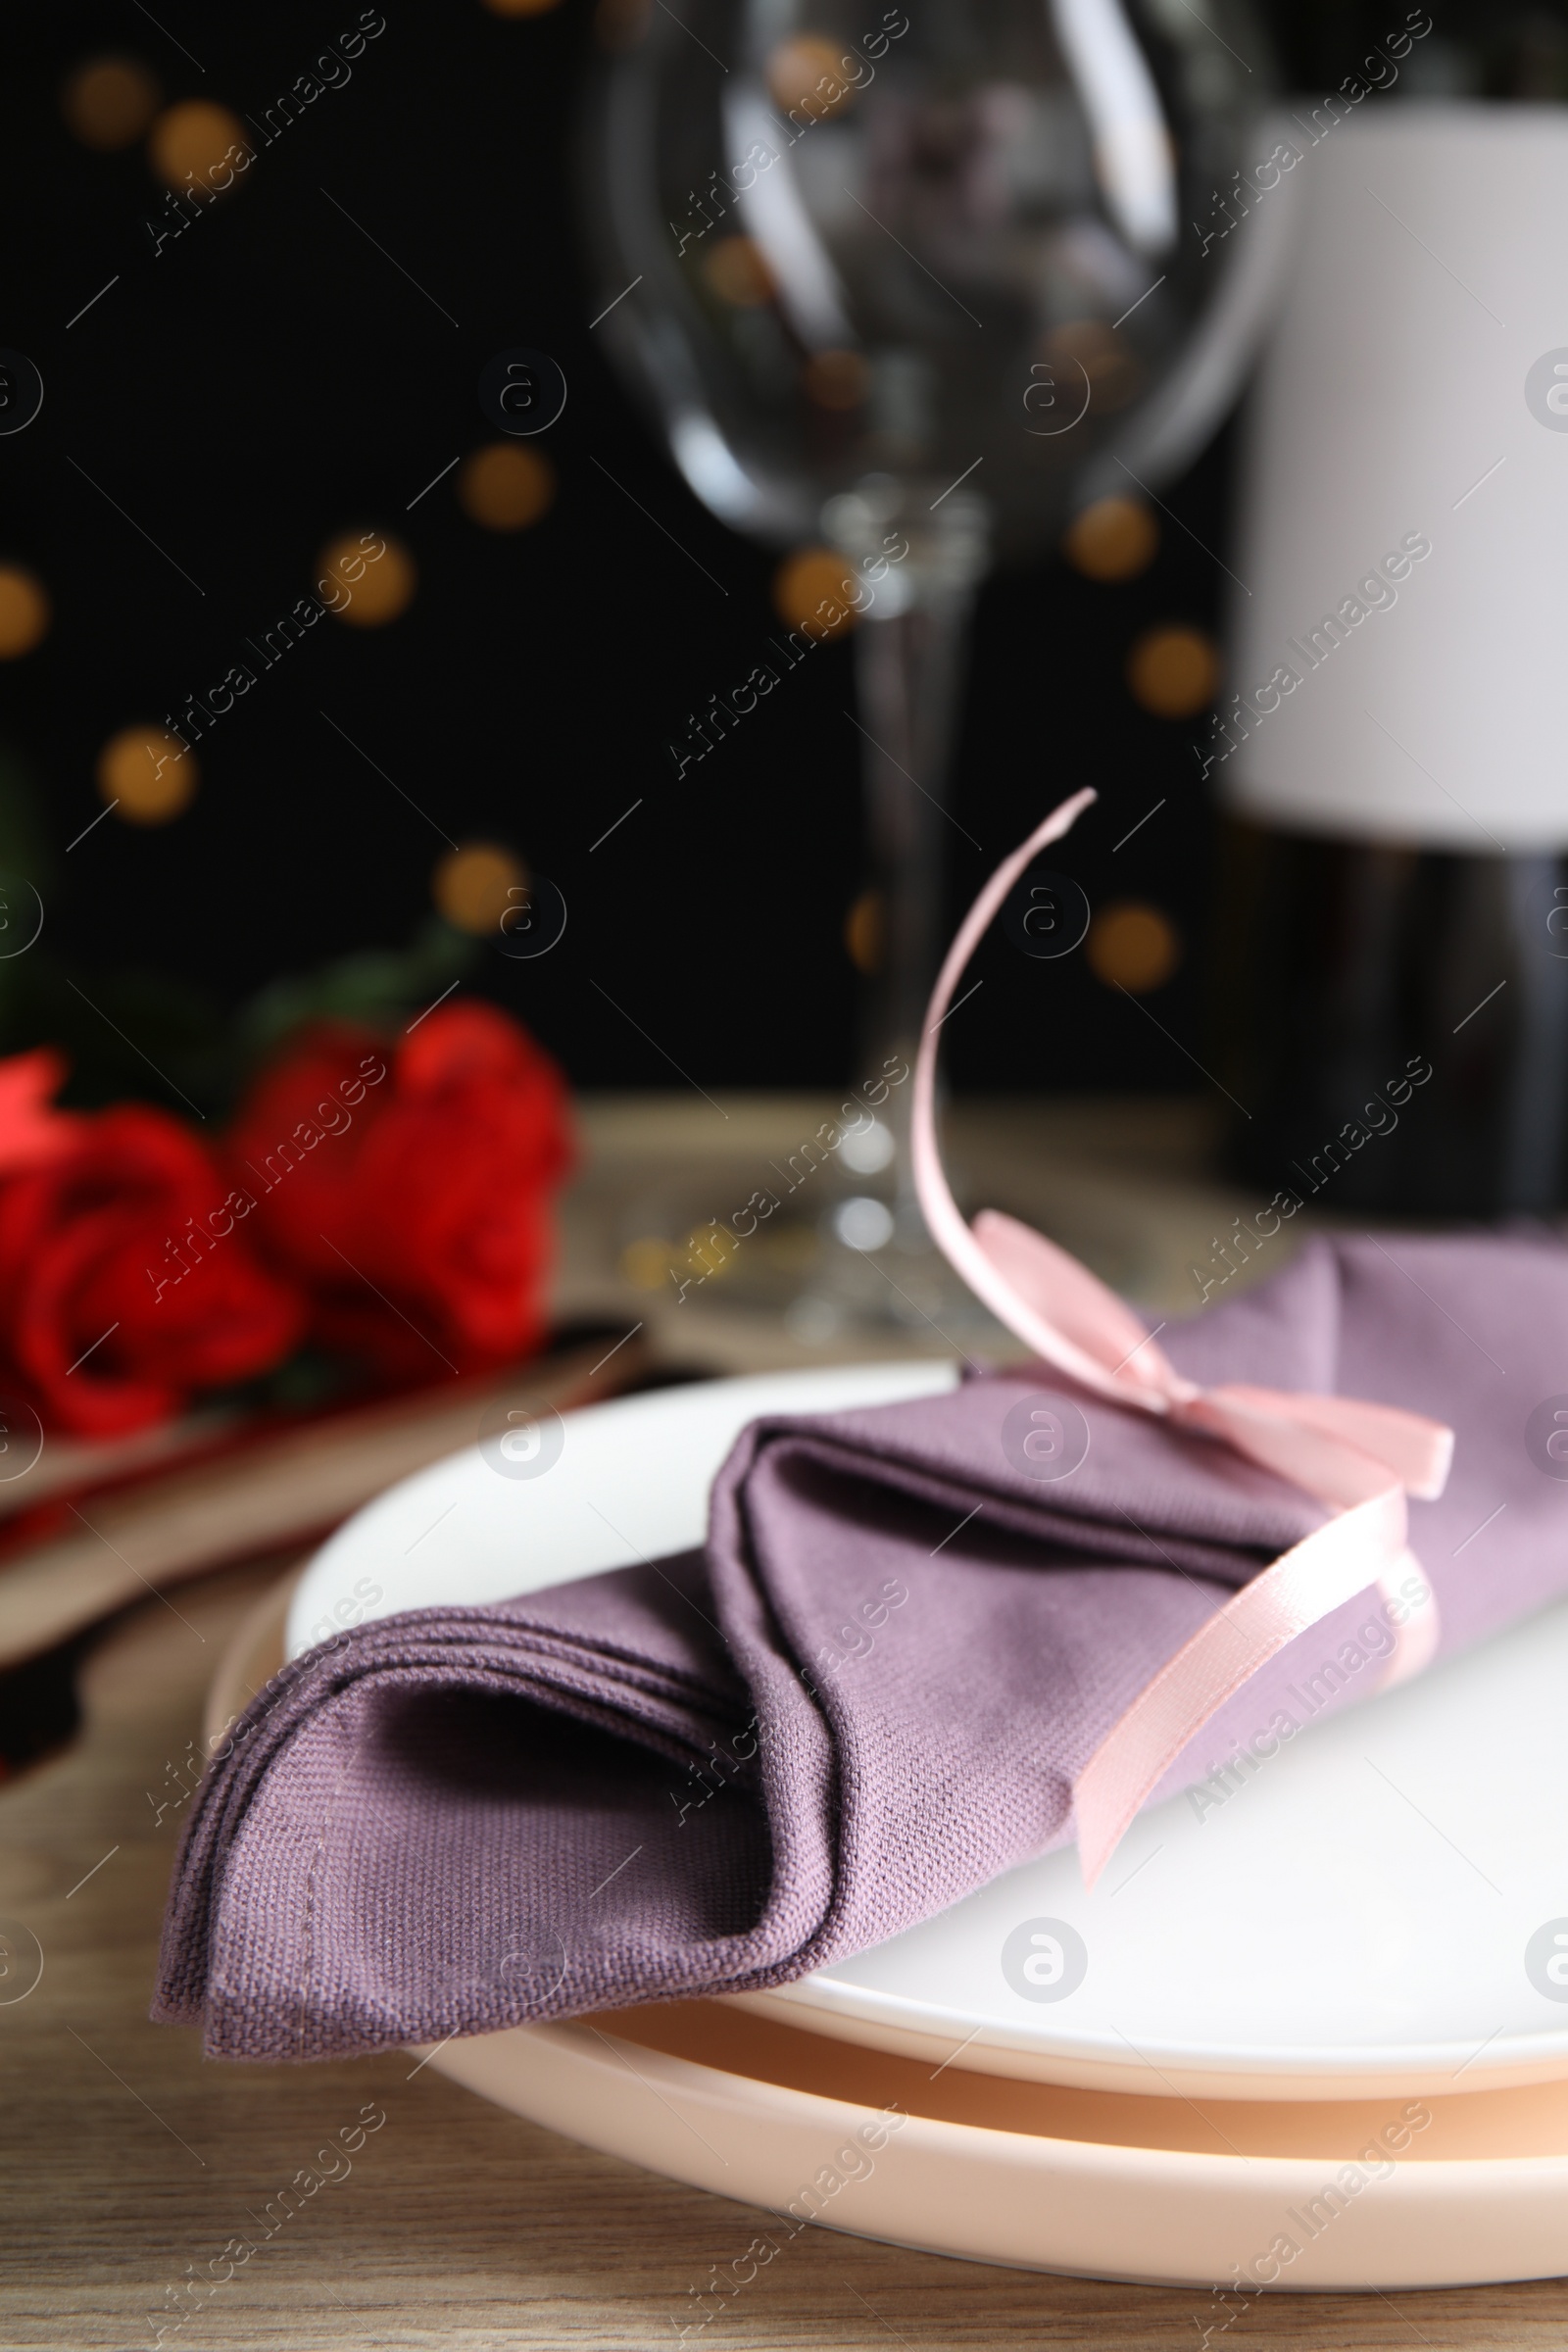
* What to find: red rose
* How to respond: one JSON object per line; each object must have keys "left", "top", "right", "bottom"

{"left": 225, "top": 1003, "right": 573, "bottom": 1382}
{"left": 0, "top": 1098, "right": 305, "bottom": 1437}
{"left": 0, "top": 1047, "right": 78, "bottom": 1177}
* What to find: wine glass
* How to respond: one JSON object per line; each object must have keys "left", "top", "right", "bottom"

{"left": 583, "top": 0, "right": 1278, "bottom": 1339}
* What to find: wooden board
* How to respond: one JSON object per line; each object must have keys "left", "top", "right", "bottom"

{"left": 2, "top": 1566, "right": 1565, "bottom": 2348}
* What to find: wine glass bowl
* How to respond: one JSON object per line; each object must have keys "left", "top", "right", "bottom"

{"left": 588, "top": 0, "right": 1267, "bottom": 562}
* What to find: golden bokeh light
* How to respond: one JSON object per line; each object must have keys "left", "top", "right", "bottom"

{"left": 621, "top": 1227, "right": 739, "bottom": 1288}
{"left": 621, "top": 1237, "right": 674, "bottom": 1291}
{"left": 62, "top": 55, "right": 161, "bottom": 150}
{"left": 432, "top": 842, "right": 529, "bottom": 936}
{"left": 0, "top": 569, "right": 51, "bottom": 660}
{"left": 1126, "top": 623, "right": 1218, "bottom": 718}
{"left": 1087, "top": 901, "right": 1182, "bottom": 994}
{"left": 683, "top": 1222, "right": 738, "bottom": 1280}
{"left": 1046, "top": 320, "right": 1119, "bottom": 378}
{"left": 318, "top": 531, "right": 416, "bottom": 627}
{"left": 844, "top": 887, "right": 885, "bottom": 975}
{"left": 457, "top": 443, "right": 556, "bottom": 532}
{"left": 767, "top": 34, "right": 856, "bottom": 118}
{"left": 147, "top": 99, "right": 248, "bottom": 194}
{"left": 773, "top": 547, "right": 859, "bottom": 641}
{"left": 702, "top": 236, "right": 773, "bottom": 308}
{"left": 804, "top": 349, "right": 869, "bottom": 412}
{"left": 97, "top": 726, "right": 198, "bottom": 825}
{"left": 1043, "top": 320, "right": 1142, "bottom": 415}
{"left": 1062, "top": 497, "right": 1158, "bottom": 584}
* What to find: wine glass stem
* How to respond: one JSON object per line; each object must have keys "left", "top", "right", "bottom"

{"left": 856, "top": 582, "right": 977, "bottom": 1230}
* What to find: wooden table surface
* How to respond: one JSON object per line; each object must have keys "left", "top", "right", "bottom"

{"left": 552, "top": 1093, "right": 1277, "bottom": 1376}
{"left": 4, "top": 1096, "right": 1566, "bottom": 2349}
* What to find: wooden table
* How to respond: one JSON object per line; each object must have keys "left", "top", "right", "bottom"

{"left": 553, "top": 1093, "right": 1273, "bottom": 1377}
{"left": 3, "top": 1096, "right": 1564, "bottom": 2348}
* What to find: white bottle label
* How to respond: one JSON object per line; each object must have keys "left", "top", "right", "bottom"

{"left": 1220, "top": 106, "right": 1568, "bottom": 851}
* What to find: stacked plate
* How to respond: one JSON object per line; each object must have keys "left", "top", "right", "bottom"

{"left": 216, "top": 1364, "right": 1568, "bottom": 2288}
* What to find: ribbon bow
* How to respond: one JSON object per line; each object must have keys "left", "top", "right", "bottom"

{"left": 911, "top": 789, "right": 1453, "bottom": 1888}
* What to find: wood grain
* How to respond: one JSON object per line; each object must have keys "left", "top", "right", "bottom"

{"left": 2, "top": 1571, "right": 1564, "bottom": 2348}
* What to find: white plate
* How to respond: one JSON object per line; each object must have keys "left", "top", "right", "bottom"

{"left": 290, "top": 1365, "right": 1568, "bottom": 2104}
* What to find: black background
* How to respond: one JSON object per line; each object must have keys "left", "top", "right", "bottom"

{"left": 0, "top": 1, "right": 1346, "bottom": 1106}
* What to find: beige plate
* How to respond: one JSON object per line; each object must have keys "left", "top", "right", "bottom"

{"left": 421, "top": 1999, "right": 1568, "bottom": 2289}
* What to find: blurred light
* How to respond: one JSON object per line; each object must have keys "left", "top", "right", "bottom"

{"left": 784, "top": 1296, "right": 843, "bottom": 1344}
{"left": 458, "top": 443, "right": 556, "bottom": 531}
{"left": 318, "top": 531, "right": 416, "bottom": 626}
{"left": 482, "top": 0, "right": 565, "bottom": 15}
{"left": 844, "top": 887, "right": 885, "bottom": 973}
{"left": 593, "top": 0, "right": 650, "bottom": 46}
{"left": 726, "top": 90, "right": 853, "bottom": 345}
{"left": 833, "top": 1196, "right": 895, "bottom": 1251}
{"left": 1062, "top": 496, "right": 1157, "bottom": 582}
{"left": 148, "top": 99, "right": 248, "bottom": 194}
{"left": 668, "top": 411, "right": 759, "bottom": 525}
{"left": 767, "top": 35, "right": 855, "bottom": 118}
{"left": 0, "top": 569, "right": 51, "bottom": 660}
{"left": 1050, "top": 0, "right": 1176, "bottom": 253}
{"left": 1045, "top": 320, "right": 1141, "bottom": 413}
{"left": 684, "top": 1222, "right": 739, "bottom": 1278}
{"left": 433, "top": 842, "right": 528, "bottom": 936}
{"left": 620, "top": 1238, "right": 673, "bottom": 1290}
{"left": 703, "top": 235, "right": 773, "bottom": 308}
{"left": 97, "top": 726, "right": 198, "bottom": 824}
{"left": 774, "top": 548, "right": 858, "bottom": 641}
{"left": 62, "top": 55, "right": 161, "bottom": 149}
{"left": 839, "top": 1118, "right": 895, "bottom": 1175}
{"left": 1087, "top": 900, "right": 1181, "bottom": 992}
{"left": 804, "top": 350, "right": 868, "bottom": 412}
{"left": 1126, "top": 623, "right": 1217, "bottom": 717}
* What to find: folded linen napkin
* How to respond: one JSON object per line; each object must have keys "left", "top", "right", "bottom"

{"left": 155, "top": 1225, "right": 1568, "bottom": 2060}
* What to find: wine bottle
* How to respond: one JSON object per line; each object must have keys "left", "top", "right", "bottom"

{"left": 1209, "top": 2, "right": 1568, "bottom": 1214}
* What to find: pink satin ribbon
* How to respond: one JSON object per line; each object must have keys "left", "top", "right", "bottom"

{"left": 911, "top": 790, "right": 1453, "bottom": 1888}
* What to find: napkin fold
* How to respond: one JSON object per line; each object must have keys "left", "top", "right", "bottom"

{"left": 156, "top": 1228, "right": 1568, "bottom": 2060}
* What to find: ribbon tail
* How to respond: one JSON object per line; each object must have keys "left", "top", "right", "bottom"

{"left": 1073, "top": 1485, "right": 1412, "bottom": 1889}
{"left": 911, "top": 792, "right": 1123, "bottom": 1393}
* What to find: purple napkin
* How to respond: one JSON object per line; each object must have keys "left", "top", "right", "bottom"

{"left": 155, "top": 1232, "right": 1568, "bottom": 2060}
